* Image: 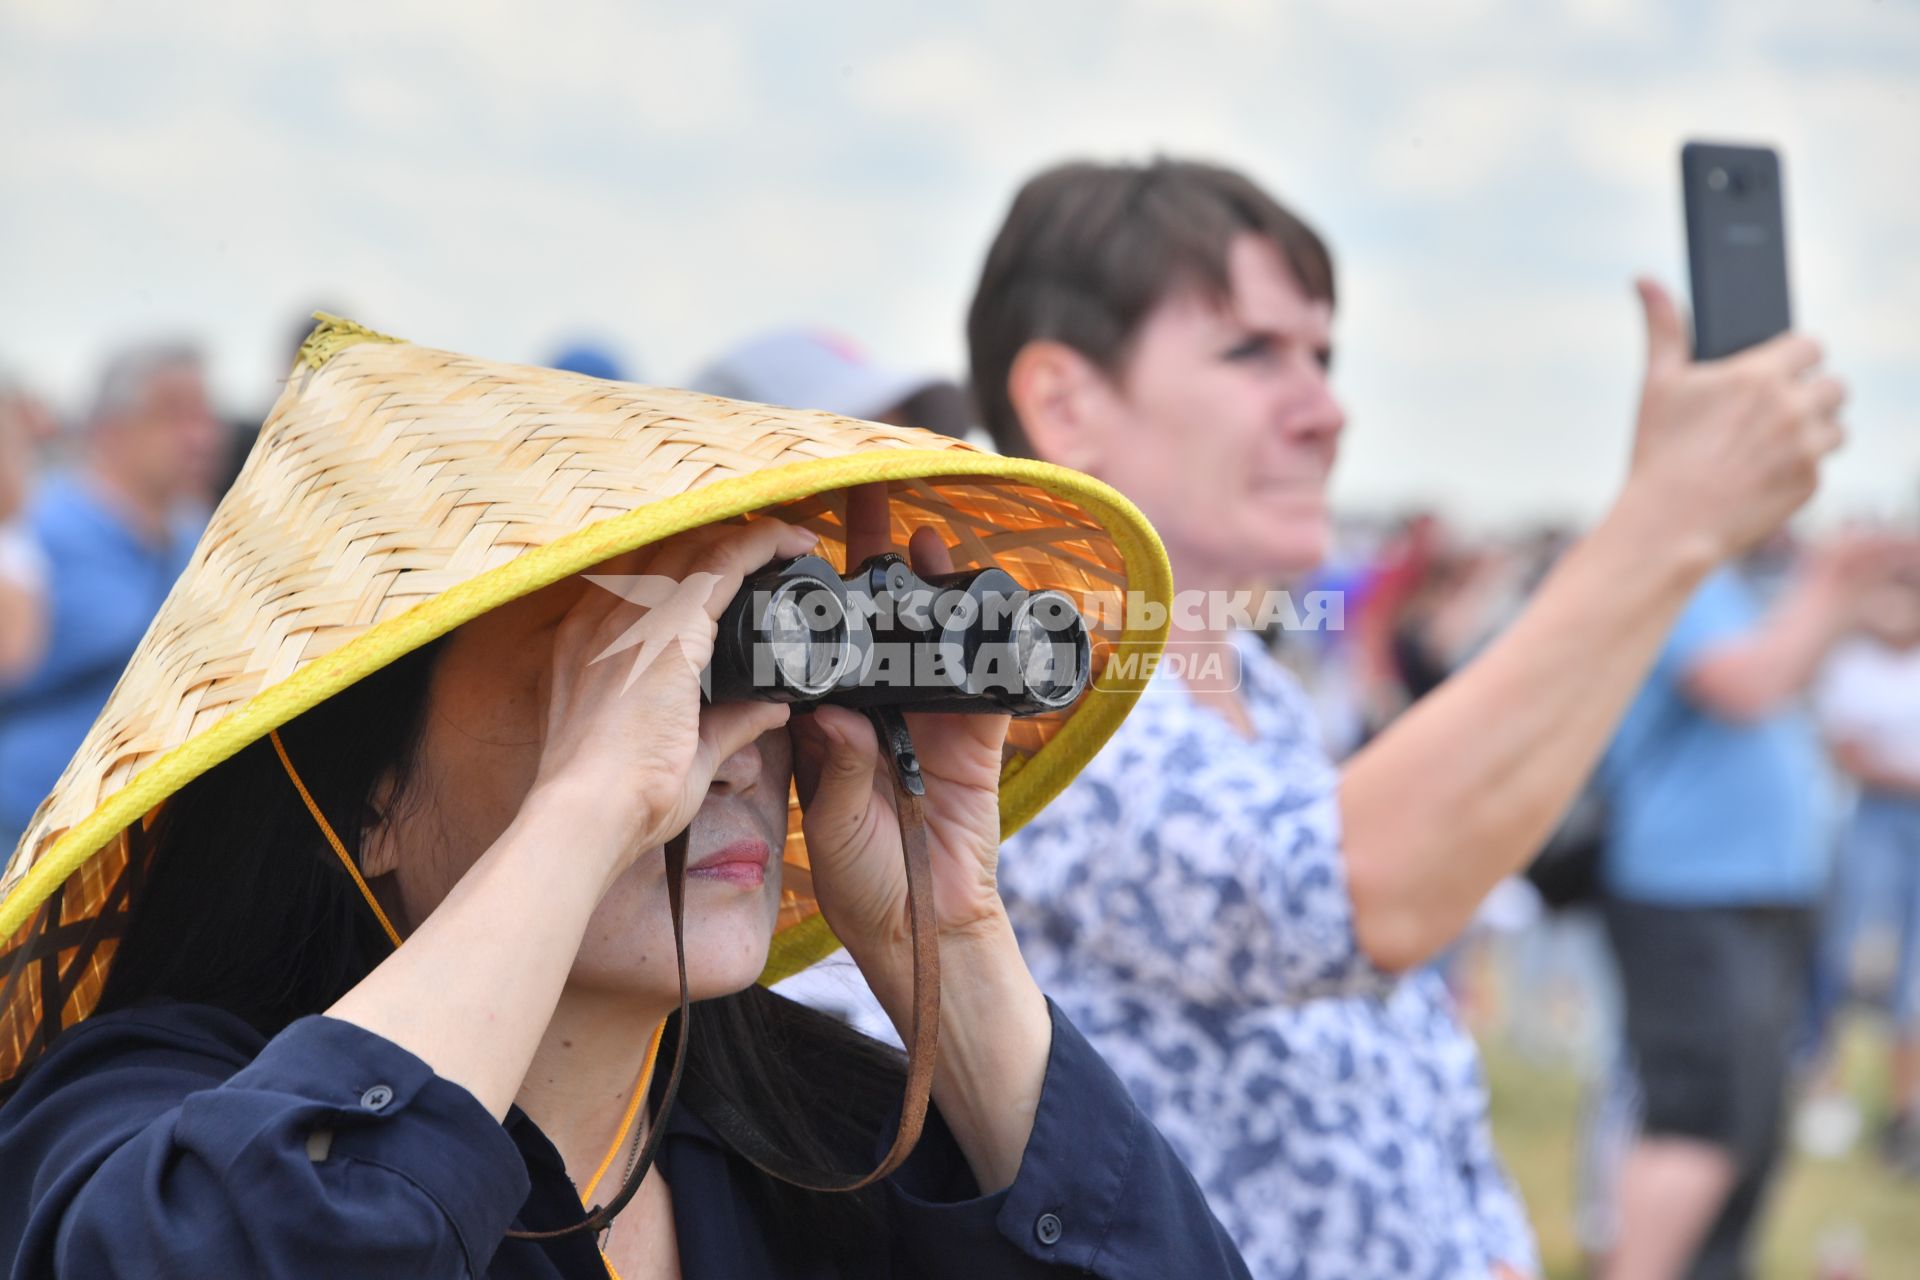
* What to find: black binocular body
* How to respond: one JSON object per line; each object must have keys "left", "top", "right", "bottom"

{"left": 705, "top": 553, "right": 1091, "bottom": 717}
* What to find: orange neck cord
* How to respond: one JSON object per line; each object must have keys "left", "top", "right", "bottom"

{"left": 269, "top": 730, "right": 403, "bottom": 948}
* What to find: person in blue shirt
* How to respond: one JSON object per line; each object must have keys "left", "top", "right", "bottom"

{"left": 1599, "top": 538, "right": 1912, "bottom": 1280}
{"left": 0, "top": 344, "right": 219, "bottom": 852}
{"left": 0, "top": 490, "right": 1250, "bottom": 1279}
{"left": 0, "top": 383, "right": 57, "bottom": 683}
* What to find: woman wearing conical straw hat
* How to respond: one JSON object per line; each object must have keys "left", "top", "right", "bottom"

{"left": 0, "top": 318, "right": 1246, "bottom": 1278}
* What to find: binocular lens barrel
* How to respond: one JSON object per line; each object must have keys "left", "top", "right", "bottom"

{"left": 761, "top": 578, "right": 851, "bottom": 698}
{"left": 707, "top": 555, "right": 852, "bottom": 704}
{"left": 1009, "top": 589, "right": 1090, "bottom": 711}
{"left": 704, "top": 553, "right": 1091, "bottom": 716}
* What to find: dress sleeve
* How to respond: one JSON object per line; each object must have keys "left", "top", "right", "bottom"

{"left": 880, "top": 999, "right": 1250, "bottom": 1278}
{"left": 1424, "top": 987, "right": 1541, "bottom": 1277}
{"left": 1001, "top": 696, "right": 1394, "bottom": 1007}
{"left": 2, "top": 1008, "right": 529, "bottom": 1278}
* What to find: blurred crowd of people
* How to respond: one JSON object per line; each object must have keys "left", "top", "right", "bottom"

{"left": 1297, "top": 509, "right": 1920, "bottom": 1267}
{"left": 4, "top": 154, "right": 1917, "bottom": 1279}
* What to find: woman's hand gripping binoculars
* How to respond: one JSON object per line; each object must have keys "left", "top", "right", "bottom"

{"left": 779, "top": 490, "right": 1081, "bottom": 1065}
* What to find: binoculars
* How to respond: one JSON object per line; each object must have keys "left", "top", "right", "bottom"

{"left": 706, "top": 553, "right": 1091, "bottom": 716}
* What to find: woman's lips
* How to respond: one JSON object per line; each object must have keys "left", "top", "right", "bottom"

{"left": 687, "top": 838, "right": 771, "bottom": 888}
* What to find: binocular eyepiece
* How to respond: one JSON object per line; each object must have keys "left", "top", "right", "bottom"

{"left": 706, "top": 553, "right": 1091, "bottom": 716}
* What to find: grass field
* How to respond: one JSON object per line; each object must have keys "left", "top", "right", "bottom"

{"left": 1480, "top": 1018, "right": 1920, "bottom": 1278}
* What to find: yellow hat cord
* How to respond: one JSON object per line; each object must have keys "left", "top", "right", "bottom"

{"left": 267, "top": 727, "right": 661, "bottom": 1244}
{"left": 267, "top": 730, "right": 402, "bottom": 949}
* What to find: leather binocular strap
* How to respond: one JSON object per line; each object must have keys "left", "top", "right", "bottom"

{"left": 512, "top": 705, "right": 941, "bottom": 1241}
{"left": 684, "top": 705, "right": 941, "bottom": 1191}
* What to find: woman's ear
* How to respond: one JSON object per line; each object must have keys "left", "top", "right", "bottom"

{"left": 357, "top": 772, "right": 402, "bottom": 879}
{"left": 1006, "top": 340, "right": 1113, "bottom": 474}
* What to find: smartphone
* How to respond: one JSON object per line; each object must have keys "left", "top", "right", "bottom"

{"left": 1682, "top": 141, "right": 1792, "bottom": 360}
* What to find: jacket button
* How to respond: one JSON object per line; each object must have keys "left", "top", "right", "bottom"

{"left": 1035, "top": 1212, "right": 1063, "bottom": 1245}
{"left": 360, "top": 1084, "right": 394, "bottom": 1112}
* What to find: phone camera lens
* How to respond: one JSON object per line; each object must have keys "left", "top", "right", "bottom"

{"left": 1728, "top": 167, "right": 1749, "bottom": 197}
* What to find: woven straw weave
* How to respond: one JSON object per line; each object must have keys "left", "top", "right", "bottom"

{"left": 0, "top": 318, "right": 1171, "bottom": 1085}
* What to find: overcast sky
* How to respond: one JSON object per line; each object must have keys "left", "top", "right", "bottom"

{"left": 3, "top": 0, "right": 1916, "bottom": 526}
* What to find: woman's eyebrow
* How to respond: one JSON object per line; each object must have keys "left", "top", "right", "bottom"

{"left": 1220, "top": 324, "right": 1301, "bottom": 350}
{"left": 1221, "top": 329, "right": 1274, "bottom": 351}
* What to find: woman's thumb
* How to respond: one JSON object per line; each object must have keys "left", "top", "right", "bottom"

{"left": 699, "top": 700, "right": 792, "bottom": 773}
{"left": 1637, "top": 277, "right": 1689, "bottom": 375}
{"left": 791, "top": 707, "right": 880, "bottom": 848}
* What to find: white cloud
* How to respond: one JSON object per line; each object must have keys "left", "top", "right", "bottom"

{"left": 1, "top": 0, "right": 1915, "bottom": 524}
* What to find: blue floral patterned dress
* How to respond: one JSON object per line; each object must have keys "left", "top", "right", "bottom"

{"left": 999, "top": 632, "right": 1537, "bottom": 1279}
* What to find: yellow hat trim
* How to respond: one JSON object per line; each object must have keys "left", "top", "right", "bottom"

{"left": 0, "top": 425, "right": 1171, "bottom": 988}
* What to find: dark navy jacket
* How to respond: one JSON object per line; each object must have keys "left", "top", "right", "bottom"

{"left": 0, "top": 998, "right": 1250, "bottom": 1278}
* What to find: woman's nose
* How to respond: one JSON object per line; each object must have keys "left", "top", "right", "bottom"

{"left": 1283, "top": 364, "right": 1346, "bottom": 443}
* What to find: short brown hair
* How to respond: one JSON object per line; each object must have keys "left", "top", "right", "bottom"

{"left": 966, "top": 157, "right": 1335, "bottom": 458}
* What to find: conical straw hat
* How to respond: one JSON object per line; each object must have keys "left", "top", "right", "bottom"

{"left": 0, "top": 316, "right": 1171, "bottom": 1085}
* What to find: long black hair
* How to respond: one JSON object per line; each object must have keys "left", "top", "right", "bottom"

{"left": 89, "top": 635, "right": 905, "bottom": 1265}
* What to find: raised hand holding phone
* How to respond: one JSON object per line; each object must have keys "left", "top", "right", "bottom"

{"left": 1619, "top": 273, "right": 1844, "bottom": 565}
